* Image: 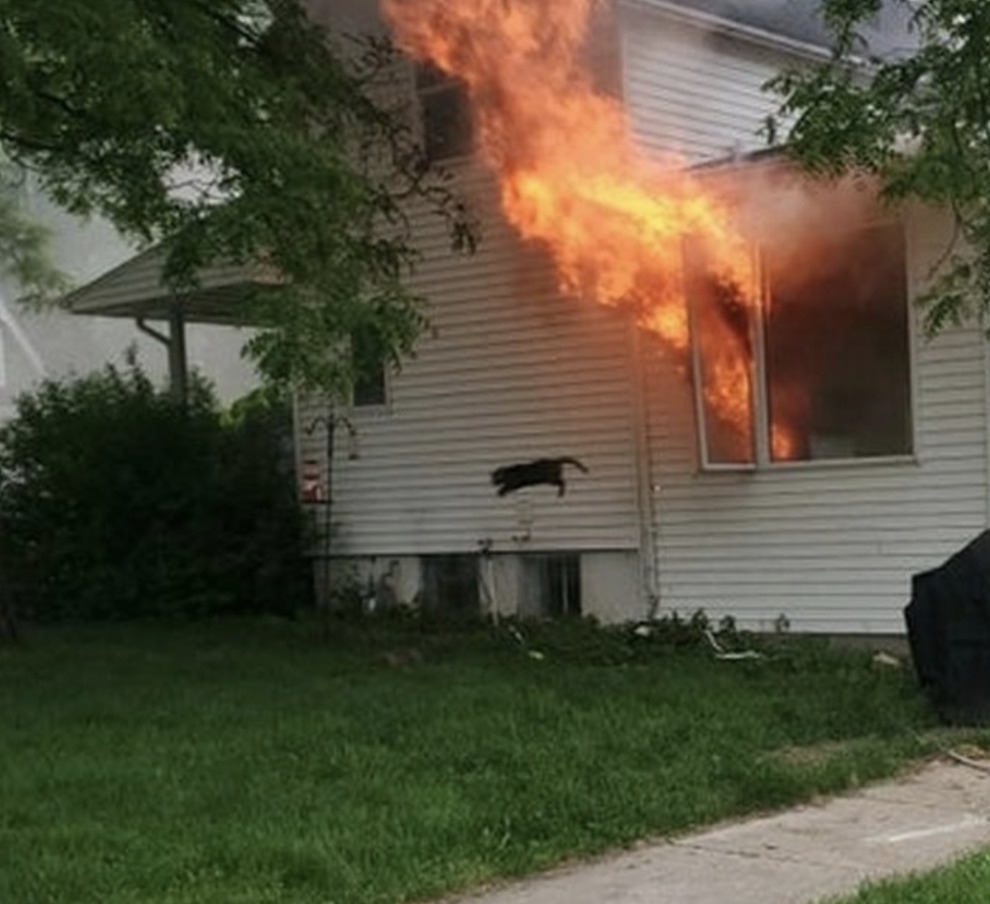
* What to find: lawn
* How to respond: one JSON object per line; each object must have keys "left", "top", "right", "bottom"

{"left": 829, "top": 849, "right": 990, "bottom": 903}
{"left": 0, "top": 618, "right": 944, "bottom": 904}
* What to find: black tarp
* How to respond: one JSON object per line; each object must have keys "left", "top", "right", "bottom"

{"left": 905, "top": 530, "right": 990, "bottom": 725}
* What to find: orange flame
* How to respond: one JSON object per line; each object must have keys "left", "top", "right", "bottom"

{"left": 382, "top": 0, "right": 756, "bottom": 434}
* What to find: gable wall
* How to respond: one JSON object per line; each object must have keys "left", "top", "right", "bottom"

{"left": 621, "top": 5, "right": 804, "bottom": 163}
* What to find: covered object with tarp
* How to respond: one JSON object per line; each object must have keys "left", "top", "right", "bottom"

{"left": 905, "top": 530, "right": 990, "bottom": 724}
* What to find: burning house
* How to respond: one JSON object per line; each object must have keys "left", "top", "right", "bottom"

{"left": 297, "top": 0, "right": 982, "bottom": 635}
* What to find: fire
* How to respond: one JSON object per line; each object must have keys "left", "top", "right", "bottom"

{"left": 771, "top": 424, "right": 801, "bottom": 462}
{"left": 381, "top": 0, "right": 756, "bottom": 436}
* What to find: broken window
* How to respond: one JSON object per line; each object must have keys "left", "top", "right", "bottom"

{"left": 686, "top": 240, "right": 757, "bottom": 467}
{"left": 689, "top": 223, "right": 913, "bottom": 468}
{"left": 416, "top": 62, "right": 473, "bottom": 162}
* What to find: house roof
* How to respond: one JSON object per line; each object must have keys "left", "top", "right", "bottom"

{"left": 633, "top": 0, "right": 918, "bottom": 58}
{"left": 63, "top": 245, "right": 278, "bottom": 325}
{"left": 313, "top": 0, "right": 918, "bottom": 64}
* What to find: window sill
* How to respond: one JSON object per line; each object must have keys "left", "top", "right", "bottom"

{"left": 350, "top": 403, "right": 391, "bottom": 418}
{"left": 697, "top": 453, "right": 919, "bottom": 476}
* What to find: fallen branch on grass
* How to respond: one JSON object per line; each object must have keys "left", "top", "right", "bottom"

{"left": 945, "top": 748, "right": 990, "bottom": 774}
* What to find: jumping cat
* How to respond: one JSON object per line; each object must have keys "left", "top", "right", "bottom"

{"left": 491, "top": 456, "right": 588, "bottom": 497}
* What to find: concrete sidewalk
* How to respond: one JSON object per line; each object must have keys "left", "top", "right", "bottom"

{"left": 450, "top": 760, "right": 990, "bottom": 904}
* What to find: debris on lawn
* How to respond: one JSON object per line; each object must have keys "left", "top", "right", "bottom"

{"left": 872, "top": 651, "right": 902, "bottom": 669}
{"left": 704, "top": 628, "right": 764, "bottom": 661}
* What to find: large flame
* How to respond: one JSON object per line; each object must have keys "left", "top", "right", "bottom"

{"left": 382, "top": 0, "right": 758, "bottom": 441}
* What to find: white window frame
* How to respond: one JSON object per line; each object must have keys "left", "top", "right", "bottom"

{"left": 688, "top": 243, "right": 761, "bottom": 472}
{"left": 351, "top": 363, "right": 390, "bottom": 410}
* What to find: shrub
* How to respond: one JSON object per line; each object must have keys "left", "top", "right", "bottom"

{"left": 0, "top": 366, "right": 312, "bottom": 622}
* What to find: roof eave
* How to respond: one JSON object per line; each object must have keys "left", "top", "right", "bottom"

{"left": 62, "top": 245, "right": 280, "bottom": 326}
{"left": 620, "top": 0, "right": 834, "bottom": 63}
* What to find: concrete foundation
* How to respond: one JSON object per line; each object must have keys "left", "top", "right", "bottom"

{"left": 312, "top": 550, "right": 644, "bottom": 621}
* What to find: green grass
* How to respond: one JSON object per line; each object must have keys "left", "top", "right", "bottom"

{"left": 0, "top": 618, "right": 953, "bottom": 904}
{"left": 829, "top": 849, "right": 990, "bottom": 902}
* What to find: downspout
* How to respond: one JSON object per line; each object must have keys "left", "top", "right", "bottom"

{"left": 630, "top": 320, "right": 661, "bottom": 619}
{"left": 135, "top": 317, "right": 170, "bottom": 346}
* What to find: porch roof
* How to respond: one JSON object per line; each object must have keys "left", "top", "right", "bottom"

{"left": 62, "top": 244, "right": 279, "bottom": 326}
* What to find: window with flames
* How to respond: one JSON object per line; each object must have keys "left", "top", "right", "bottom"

{"left": 688, "top": 222, "right": 913, "bottom": 469}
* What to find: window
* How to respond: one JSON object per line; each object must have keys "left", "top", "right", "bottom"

{"left": 421, "top": 555, "right": 479, "bottom": 616}
{"left": 351, "top": 327, "right": 388, "bottom": 408}
{"left": 416, "top": 62, "right": 473, "bottom": 162}
{"left": 519, "top": 554, "right": 582, "bottom": 619}
{"left": 689, "top": 223, "right": 913, "bottom": 468}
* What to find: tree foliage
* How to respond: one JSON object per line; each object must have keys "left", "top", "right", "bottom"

{"left": 771, "top": 0, "right": 990, "bottom": 335}
{"left": 0, "top": 167, "right": 66, "bottom": 302}
{"left": 0, "top": 365, "right": 312, "bottom": 621}
{"left": 0, "top": 0, "right": 467, "bottom": 391}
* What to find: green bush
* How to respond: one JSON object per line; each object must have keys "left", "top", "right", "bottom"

{"left": 0, "top": 366, "right": 312, "bottom": 621}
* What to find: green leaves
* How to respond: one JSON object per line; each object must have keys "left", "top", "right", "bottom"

{"left": 0, "top": 1, "right": 468, "bottom": 392}
{"left": 0, "top": 169, "right": 67, "bottom": 303}
{"left": 0, "top": 365, "right": 311, "bottom": 620}
{"left": 772, "top": 0, "right": 990, "bottom": 333}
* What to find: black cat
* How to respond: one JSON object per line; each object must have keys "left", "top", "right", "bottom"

{"left": 491, "top": 457, "right": 588, "bottom": 497}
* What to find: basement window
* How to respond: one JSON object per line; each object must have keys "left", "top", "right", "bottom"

{"left": 689, "top": 223, "right": 913, "bottom": 468}
{"left": 519, "top": 554, "right": 582, "bottom": 619}
{"left": 420, "top": 555, "right": 479, "bottom": 616}
{"left": 416, "top": 62, "right": 473, "bottom": 162}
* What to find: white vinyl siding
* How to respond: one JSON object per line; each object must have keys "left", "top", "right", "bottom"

{"left": 647, "top": 207, "right": 990, "bottom": 634}
{"left": 294, "top": 2, "right": 990, "bottom": 633}
{"left": 297, "top": 165, "right": 642, "bottom": 557}
{"left": 621, "top": 7, "right": 797, "bottom": 163}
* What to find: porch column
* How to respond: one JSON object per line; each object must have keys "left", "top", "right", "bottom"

{"left": 168, "top": 302, "right": 188, "bottom": 406}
